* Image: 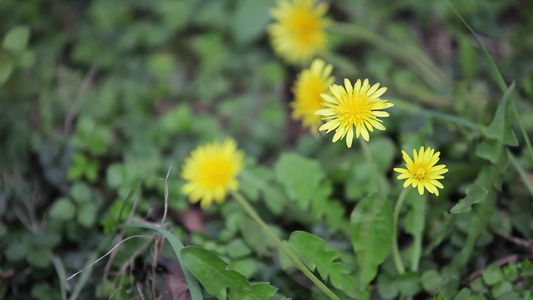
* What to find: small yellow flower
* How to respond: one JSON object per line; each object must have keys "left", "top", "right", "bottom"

{"left": 181, "top": 139, "right": 244, "bottom": 208}
{"left": 394, "top": 146, "right": 448, "bottom": 196}
{"left": 291, "top": 59, "right": 334, "bottom": 133}
{"left": 315, "top": 78, "right": 394, "bottom": 147}
{"left": 268, "top": 0, "right": 329, "bottom": 64}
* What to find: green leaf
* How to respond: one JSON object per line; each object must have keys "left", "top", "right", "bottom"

{"left": 239, "top": 216, "right": 275, "bottom": 256}
{"left": 275, "top": 153, "right": 326, "bottom": 210}
{"left": 181, "top": 246, "right": 250, "bottom": 300}
{"left": 27, "top": 247, "right": 52, "bottom": 268}
{"left": 421, "top": 270, "right": 442, "bottom": 294}
{"left": 351, "top": 193, "right": 394, "bottom": 287}
{"left": 394, "top": 272, "right": 421, "bottom": 297}
{"left": 70, "top": 182, "right": 92, "bottom": 204}
{"left": 49, "top": 198, "right": 76, "bottom": 220}
{"left": 476, "top": 139, "right": 509, "bottom": 172}
{"left": 377, "top": 274, "right": 399, "bottom": 299}
{"left": 3, "top": 25, "right": 30, "bottom": 52}
{"left": 231, "top": 282, "right": 278, "bottom": 300}
{"left": 484, "top": 82, "right": 518, "bottom": 146}
{"left": 77, "top": 203, "right": 97, "bottom": 227}
{"left": 503, "top": 263, "right": 518, "bottom": 281}
{"left": 123, "top": 223, "right": 203, "bottom": 300}
{"left": 232, "top": 0, "right": 271, "bottom": 43}
{"left": 290, "top": 231, "right": 356, "bottom": 297}
{"left": 0, "top": 59, "right": 13, "bottom": 84}
{"left": 450, "top": 184, "right": 489, "bottom": 214}
{"left": 482, "top": 264, "right": 504, "bottom": 285}
{"left": 454, "top": 288, "right": 472, "bottom": 300}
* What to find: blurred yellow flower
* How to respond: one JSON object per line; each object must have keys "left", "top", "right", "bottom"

{"left": 315, "top": 78, "right": 393, "bottom": 147}
{"left": 181, "top": 139, "right": 244, "bottom": 208}
{"left": 394, "top": 146, "right": 448, "bottom": 196}
{"left": 268, "top": 0, "right": 329, "bottom": 64}
{"left": 291, "top": 59, "right": 334, "bottom": 133}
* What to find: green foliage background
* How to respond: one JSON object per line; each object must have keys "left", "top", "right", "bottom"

{"left": 1, "top": 0, "right": 533, "bottom": 299}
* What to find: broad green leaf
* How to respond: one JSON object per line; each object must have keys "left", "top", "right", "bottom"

{"left": 377, "top": 274, "right": 399, "bottom": 299}
{"left": 231, "top": 282, "right": 278, "bottom": 300}
{"left": 49, "top": 198, "right": 76, "bottom": 220}
{"left": 492, "top": 281, "right": 513, "bottom": 298}
{"left": 0, "top": 59, "right": 13, "bottom": 84}
{"left": 484, "top": 82, "right": 518, "bottom": 146}
{"left": 275, "top": 153, "right": 326, "bottom": 210}
{"left": 77, "top": 203, "right": 97, "bottom": 227}
{"left": 450, "top": 184, "right": 488, "bottom": 214}
{"left": 394, "top": 272, "right": 421, "bottom": 297}
{"left": 351, "top": 193, "right": 393, "bottom": 287}
{"left": 232, "top": 0, "right": 271, "bottom": 43}
{"left": 239, "top": 216, "right": 275, "bottom": 257}
{"left": 3, "top": 25, "right": 30, "bottom": 52}
{"left": 482, "top": 264, "right": 503, "bottom": 285}
{"left": 123, "top": 223, "right": 203, "bottom": 300}
{"left": 70, "top": 182, "right": 92, "bottom": 204}
{"left": 503, "top": 263, "right": 518, "bottom": 281}
{"left": 455, "top": 288, "right": 472, "bottom": 300}
{"left": 421, "top": 270, "right": 442, "bottom": 294}
{"left": 181, "top": 246, "right": 250, "bottom": 300}
{"left": 290, "top": 231, "right": 356, "bottom": 297}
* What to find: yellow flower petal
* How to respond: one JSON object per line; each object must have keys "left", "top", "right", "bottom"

{"left": 181, "top": 139, "right": 244, "bottom": 208}
{"left": 394, "top": 146, "right": 447, "bottom": 196}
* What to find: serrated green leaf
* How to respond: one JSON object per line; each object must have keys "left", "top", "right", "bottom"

{"left": 351, "top": 193, "right": 393, "bottom": 287}
{"left": 181, "top": 246, "right": 250, "bottom": 300}
{"left": 484, "top": 82, "right": 518, "bottom": 146}
{"left": 290, "top": 231, "right": 356, "bottom": 297}
{"left": 231, "top": 282, "right": 278, "bottom": 300}
{"left": 275, "top": 153, "right": 326, "bottom": 210}
{"left": 482, "top": 264, "right": 504, "bottom": 285}
{"left": 450, "top": 184, "right": 488, "bottom": 214}
{"left": 503, "top": 263, "right": 518, "bottom": 281}
{"left": 3, "top": 25, "right": 30, "bottom": 52}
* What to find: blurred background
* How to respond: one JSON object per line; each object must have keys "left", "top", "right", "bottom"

{"left": 1, "top": 0, "right": 533, "bottom": 299}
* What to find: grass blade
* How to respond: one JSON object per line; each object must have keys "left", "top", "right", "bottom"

{"left": 118, "top": 176, "right": 144, "bottom": 223}
{"left": 123, "top": 222, "right": 203, "bottom": 300}
{"left": 52, "top": 256, "right": 67, "bottom": 300}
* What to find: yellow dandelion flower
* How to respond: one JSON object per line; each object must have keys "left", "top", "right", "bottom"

{"left": 268, "top": 0, "right": 329, "bottom": 64}
{"left": 291, "top": 58, "right": 334, "bottom": 132}
{"left": 315, "top": 78, "right": 394, "bottom": 147}
{"left": 394, "top": 146, "right": 448, "bottom": 196}
{"left": 181, "top": 139, "right": 244, "bottom": 208}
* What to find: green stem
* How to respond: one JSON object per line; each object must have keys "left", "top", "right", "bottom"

{"left": 360, "top": 138, "right": 382, "bottom": 193}
{"left": 232, "top": 192, "right": 340, "bottom": 300}
{"left": 392, "top": 188, "right": 408, "bottom": 275}
{"left": 329, "top": 22, "right": 448, "bottom": 90}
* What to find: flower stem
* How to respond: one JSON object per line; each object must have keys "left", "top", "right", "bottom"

{"left": 231, "top": 191, "right": 340, "bottom": 300}
{"left": 359, "top": 138, "right": 382, "bottom": 193}
{"left": 392, "top": 188, "right": 409, "bottom": 275}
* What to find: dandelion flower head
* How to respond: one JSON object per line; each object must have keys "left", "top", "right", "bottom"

{"left": 291, "top": 58, "right": 334, "bottom": 133}
{"left": 181, "top": 139, "right": 244, "bottom": 208}
{"left": 315, "top": 78, "right": 394, "bottom": 147}
{"left": 268, "top": 0, "right": 329, "bottom": 64}
{"left": 394, "top": 146, "right": 448, "bottom": 196}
